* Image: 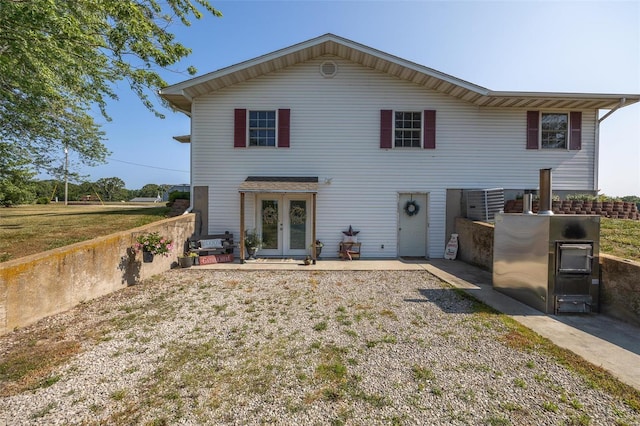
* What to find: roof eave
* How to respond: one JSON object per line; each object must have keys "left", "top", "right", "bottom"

{"left": 158, "top": 34, "right": 640, "bottom": 113}
{"left": 475, "top": 92, "right": 640, "bottom": 110}
{"left": 159, "top": 33, "right": 491, "bottom": 110}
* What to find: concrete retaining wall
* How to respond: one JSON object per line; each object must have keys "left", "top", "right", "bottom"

{"left": 600, "top": 254, "right": 640, "bottom": 327}
{"left": 0, "top": 214, "right": 195, "bottom": 336}
{"left": 454, "top": 217, "right": 640, "bottom": 327}
{"left": 454, "top": 218, "right": 494, "bottom": 271}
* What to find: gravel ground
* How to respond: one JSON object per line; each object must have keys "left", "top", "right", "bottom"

{"left": 0, "top": 269, "right": 638, "bottom": 425}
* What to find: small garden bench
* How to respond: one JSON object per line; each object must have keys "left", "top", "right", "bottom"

{"left": 188, "top": 232, "right": 235, "bottom": 256}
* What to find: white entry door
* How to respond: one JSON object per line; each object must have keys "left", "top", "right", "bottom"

{"left": 257, "top": 194, "right": 311, "bottom": 257}
{"left": 398, "top": 193, "right": 428, "bottom": 258}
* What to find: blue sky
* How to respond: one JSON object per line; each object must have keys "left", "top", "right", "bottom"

{"left": 70, "top": 0, "right": 639, "bottom": 196}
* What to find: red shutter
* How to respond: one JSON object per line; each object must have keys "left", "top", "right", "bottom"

{"left": 526, "top": 111, "right": 539, "bottom": 149}
{"left": 423, "top": 110, "right": 436, "bottom": 149}
{"left": 234, "top": 109, "right": 246, "bottom": 148}
{"left": 569, "top": 111, "right": 582, "bottom": 150}
{"left": 278, "top": 109, "right": 290, "bottom": 148}
{"left": 380, "top": 110, "right": 393, "bottom": 149}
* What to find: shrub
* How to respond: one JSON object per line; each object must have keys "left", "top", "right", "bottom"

{"left": 168, "top": 191, "right": 190, "bottom": 202}
{"left": 36, "top": 197, "right": 50, "bottom": 205}
{"left": 565, "top": 193, "right": 598, "bottom": 202}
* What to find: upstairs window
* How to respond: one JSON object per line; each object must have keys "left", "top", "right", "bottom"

{"left": 380, "top": 110, "right": 436, "bottom": 149}
{"left": 541, "top": 113, "right": 568, "bottom": 149}
{"left": 394, "top": 111, "right": 422, "bottom": 148}
{"left": 249, "top": 111, "right": 276, "bottom": 147}
{"left": 234, "top": 109, "right": 290, "bottom": 148}
{"left": 526, "top": 111, "right": 581, "bottom": 150}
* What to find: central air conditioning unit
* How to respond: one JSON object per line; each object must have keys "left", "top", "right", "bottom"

{"left": 466, "top": 188, "right": 504, "bottom": 222}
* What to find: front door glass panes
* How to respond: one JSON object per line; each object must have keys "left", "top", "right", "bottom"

{"left": 289, "top": 200, "right": 307, "bottom": 249}
{"left": 261, "top": 200, "right": 278, "bottom": 249}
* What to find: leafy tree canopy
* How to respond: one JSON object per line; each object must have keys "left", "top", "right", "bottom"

{"left": 139, "top": 183, "right": 163, "bottom": 198}
{"left": 95, "top": 176, "right": 126, "bottom": 201}
{"left": 0, "top": 0, "right": 221, "bottom": 172}
{"left": 0, "top": 143, "right": 35, "bottom": 205}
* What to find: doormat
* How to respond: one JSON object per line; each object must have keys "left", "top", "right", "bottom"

{"left": 247, "top": 258, "right": 299, "bottom": 263}
{"left": 400, "top": 256, "right": 427, "bottom": 261}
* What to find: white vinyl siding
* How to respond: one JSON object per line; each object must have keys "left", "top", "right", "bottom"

{"left": 190, "top": 56, "right": 597, "bottom": 258}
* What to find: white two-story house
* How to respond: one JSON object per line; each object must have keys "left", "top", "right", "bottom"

{"left": 160, "top": 34, "right": 638, "bottom": 261}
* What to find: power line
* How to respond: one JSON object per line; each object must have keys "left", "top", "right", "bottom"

{"left": 108, "top": 157, "right": 189, "bottom": 173}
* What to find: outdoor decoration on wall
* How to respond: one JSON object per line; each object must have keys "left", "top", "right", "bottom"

{"left": 404, "top": 197, "right": 420, "bottom": 217}
{"left": 342, "top": 225, "right": 360, "bottom": 243}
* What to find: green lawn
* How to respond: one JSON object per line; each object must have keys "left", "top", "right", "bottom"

{"left": 600, "top": 218, "right": 640, "bottom": 262}
{"left": 0, "top": 204, "right": 171, "bottom": 262}
{"left": 1, "top": 205, "right": 638, "bottom": 263}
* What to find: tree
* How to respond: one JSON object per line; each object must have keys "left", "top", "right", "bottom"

{"left": 0, "top": 0, "right": 222, "bottom": 172}
{"left": 139, "top": 184, "right": 162, "bottom": 198}
{"left": 95, "top": 177, "right": 126, "bottom": 202}
{"left": 0, "top": 143, "right": 35, "bottom": 206}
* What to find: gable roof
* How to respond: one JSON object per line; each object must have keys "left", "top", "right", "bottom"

{"left": 160, "top": 33, "right": 639, "bottom": 114}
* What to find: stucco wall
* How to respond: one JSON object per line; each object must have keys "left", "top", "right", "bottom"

{"left": 454, "top": 217, "right": 640, "bottom": 327}
{"left": 0, "top": 214, "right": 195, "bottom": 336}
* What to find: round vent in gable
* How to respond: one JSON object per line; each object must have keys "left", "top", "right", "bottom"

{"left": 320, "top": 60, "right": 338, "bottom": 78}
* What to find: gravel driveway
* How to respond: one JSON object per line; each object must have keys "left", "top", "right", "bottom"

{"left": 1, "top": 269, "right": 638, "bottom": 425}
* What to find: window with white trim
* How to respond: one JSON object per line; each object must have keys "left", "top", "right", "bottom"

{"left": 248, "top": 110, "right": 276, "bottom": 147}
{"left": 394, "top": 111, "right": 421, "bottom": 148}
{"left": 541, "top": 113, "right": 568, "bottom": 149}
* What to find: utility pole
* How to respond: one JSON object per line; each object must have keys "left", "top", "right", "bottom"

{"left": 64, "top": 145, "right": 69, "bottom": 206}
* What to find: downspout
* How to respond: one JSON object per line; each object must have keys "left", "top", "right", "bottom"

{"left": 594, "top": 98, "right": 627, "bottom": 192}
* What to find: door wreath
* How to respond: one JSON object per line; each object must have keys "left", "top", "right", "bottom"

{"left": 404, "top": 200, "right": 420, "bottom": 216}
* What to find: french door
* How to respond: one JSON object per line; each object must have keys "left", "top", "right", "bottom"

{"left": 257, "top": 194, "right": 311, "bottom": 257}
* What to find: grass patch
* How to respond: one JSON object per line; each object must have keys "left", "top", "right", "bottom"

{"left": 498, "top": 317, "right": 640, "bottom": 413}
{"left": 31, "top": 402, "right": 57, "bottom": 419}
{"left": 0, "top": 204, "right": 170, "bottom": 262}
{"left": 0, "top": 337, "right": 81, "bottom": 396}
{"left": 316, "top": 362, "right": 347, "bottom": 382}
{"left": 600, "top": 218, "right": 640, "bottom": 262}
{"left": 447, "top": 285, "right": 640, "bottom": 414}
{"left": 513, "top": 378, "right": 527, "bottom": 389}
{"left": 111, "top": 389, "right": 127, "bottom": 401}
{"left": 313, "top": 321, "right": 328, "bottom": 332}
{"left": 412, "top": 365, "right": 435, "bottom": 381}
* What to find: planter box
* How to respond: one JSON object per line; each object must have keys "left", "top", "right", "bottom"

{"left": 199, "top": 254, "right": 234, "bottom": 265}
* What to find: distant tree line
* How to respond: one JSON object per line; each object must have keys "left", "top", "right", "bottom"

{"left": 0, "top": 177, "right": 175, "bottom": 206}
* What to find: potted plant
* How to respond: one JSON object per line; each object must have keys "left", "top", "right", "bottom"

{"left": 311, "top": 240, "right": 324, "bottom": 258}
{"left": 135, "top": 232, "right": 173, "bottom": 263}
{"left": 178, "top": 252, "right": 198, "bottom": 268}
{"left": 244, "top": 229, "right": 262, "bottom": 259}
